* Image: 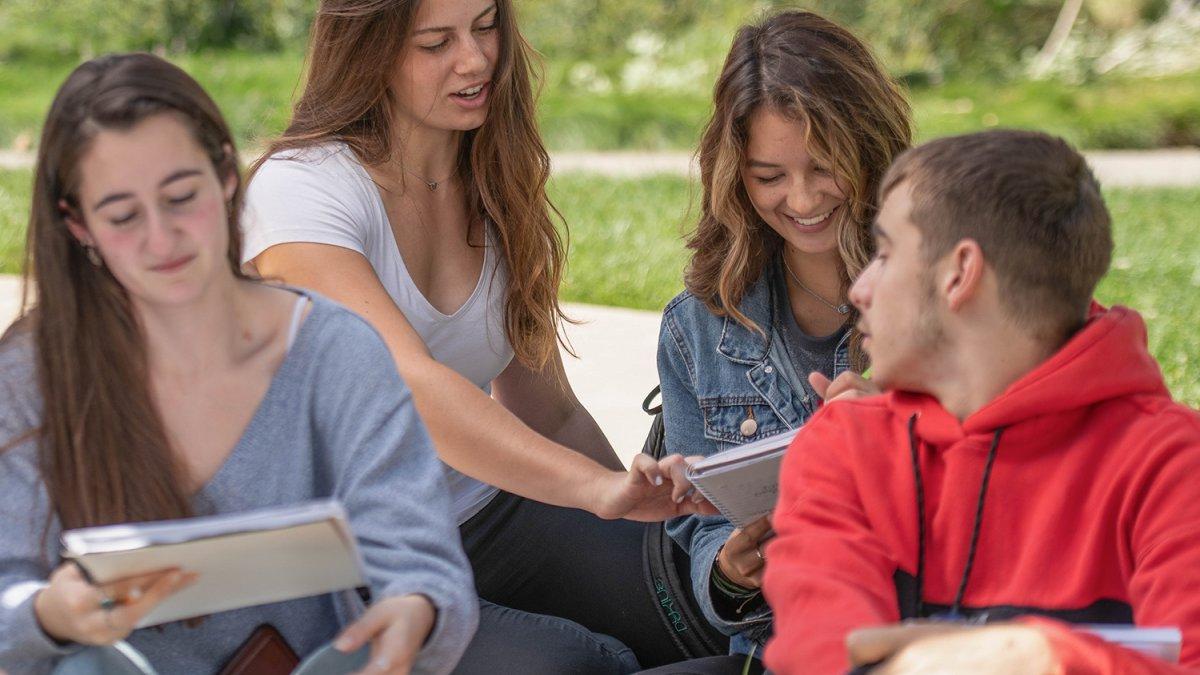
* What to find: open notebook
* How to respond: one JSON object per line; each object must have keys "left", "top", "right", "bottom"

{"left": 1080, "top": 625, "right": 1182, "bottom": 662}
{"left": 62, "top": 500, "right": 366, "bottom": 628}
{"left": 685, "top": 427, "right": 801, "bottom": 528}
{"left": 848, "top": 622, "right": 1182, "bottom": 666}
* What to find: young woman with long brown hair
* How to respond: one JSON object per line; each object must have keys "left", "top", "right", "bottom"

{"left": 0, "top": 53, "right": 478, "bottom": 674}
{"left": 651, "top": 10, "right": 912, "bottom": 674}
{"left": 241, "top": 0, "right": 710, "bottom": 671}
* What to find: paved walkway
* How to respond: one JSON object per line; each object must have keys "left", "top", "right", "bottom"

{"left": 4, "top": 149, "right": 1200, "bottom": 186}
{"left": 549, "top": 149, "right": 1200, "bottom": 187}
{"left": 0, "top": 276, "right": 22, "bottom": 328}
{"left": 0, "top": 274, "right": 658, "bottom": 467}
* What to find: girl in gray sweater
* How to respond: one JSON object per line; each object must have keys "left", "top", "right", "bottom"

{"left": 0, "top": 53, "right": 476, "bottom": 674}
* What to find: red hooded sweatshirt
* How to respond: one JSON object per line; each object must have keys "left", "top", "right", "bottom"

{"left": 763, "top": 306, "right": 1200, "bottom": 674}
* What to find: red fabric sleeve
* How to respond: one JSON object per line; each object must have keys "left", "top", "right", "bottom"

{"left": 1025, "top": 412, "right": 1200, "bottom": 674}
{"left": 762, "top": 404, "right": 902, "bottom": 675}
{"left": 1021, "top": 617, "right": 1191, "bottom": 674}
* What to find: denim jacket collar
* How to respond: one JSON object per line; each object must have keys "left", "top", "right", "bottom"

{"left": 716, "top": 271, "right": 775, "bottom": 365}
{"left": 715, "top": 268, "right": 853, "bottom": 431}
{"left": 714, "top": 270, "right": 806, "bottom": 429}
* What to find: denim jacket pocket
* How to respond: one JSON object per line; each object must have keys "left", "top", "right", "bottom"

{"left": 700, "top": 395, "right": 789, "bottom": 447}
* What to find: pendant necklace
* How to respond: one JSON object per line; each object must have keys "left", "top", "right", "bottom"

{"left": 782, "top": 256, "right": 851, "bottom": 315}
{"left": 401, "top": 164, "right": 453, "bottom": 192}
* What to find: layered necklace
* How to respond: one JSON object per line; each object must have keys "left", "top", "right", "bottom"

{"left": 782, "top": 256, "right": 851, "bottom": 315}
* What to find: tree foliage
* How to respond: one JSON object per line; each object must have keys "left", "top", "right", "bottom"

{"left": 0, "top": 0, "right": 1185, "bottom": 83}
{"left": 0, "top": 0, "right": 313, "bottom": 59}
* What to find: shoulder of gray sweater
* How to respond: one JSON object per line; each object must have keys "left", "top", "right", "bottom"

{"left": 303, "top": 293, "right": 398, "bottom": 372}
{"left": 0, "top": 325, "right": 42, "bottom": 449}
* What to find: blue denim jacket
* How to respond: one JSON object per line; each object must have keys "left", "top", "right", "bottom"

{"left": 656, "top": 265, "right": 851, "bottom": 656}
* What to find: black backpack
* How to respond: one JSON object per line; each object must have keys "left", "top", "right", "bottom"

{"left": 640, "top": 385, "right": 731, "bottom": 659}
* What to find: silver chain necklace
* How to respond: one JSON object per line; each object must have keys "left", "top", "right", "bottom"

{"left": 782, "top": 256, "right": 851, "bottom": 315}
{"left": 401, "top": 165, "right": 453, "bottom": 192}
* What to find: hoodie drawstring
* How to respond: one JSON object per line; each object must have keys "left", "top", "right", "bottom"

{"left": 907, "top": 414, "right": 1006, "bottom": 619}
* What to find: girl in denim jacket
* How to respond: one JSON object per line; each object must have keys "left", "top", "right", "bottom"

{"left": 651, "top": 10, "right": 912, "bottom": 673}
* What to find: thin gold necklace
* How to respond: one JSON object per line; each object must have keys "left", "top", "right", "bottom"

{"left": 782, "top": 256, "right": 851, "bottom": 315}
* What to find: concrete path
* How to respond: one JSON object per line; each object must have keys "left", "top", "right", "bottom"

{"left": 0, "top": 276, "right": 19, "bottom": 328}
{"left": 0, "top": 151, "right": 29, "bottom": 170}
{"left": 0, "top": 274, "right": 658, "bottom": 467}
{"left": 550, "top": 149, "right": 1200, "bottom": 187}
{"left": 557, "top": 303, "right": 661, "bottom": 465}
{"left": 4, "top": 149, "right": 1200, "bottom": 186}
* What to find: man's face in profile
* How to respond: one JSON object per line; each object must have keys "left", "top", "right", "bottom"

{"left": 849, "top": 182, "right": 945, "bottom": 392}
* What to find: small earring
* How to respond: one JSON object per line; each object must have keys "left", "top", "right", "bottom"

{"left": 84, "top": 245, "right": 103, "bottom": 267}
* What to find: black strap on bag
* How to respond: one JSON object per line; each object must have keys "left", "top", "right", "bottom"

{"left": 640, "top": 385, "right": 731, "bottom": 659}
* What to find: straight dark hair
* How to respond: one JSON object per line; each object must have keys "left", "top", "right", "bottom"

{"left": 4, "top": 53, "right": 247, "bottom": 529}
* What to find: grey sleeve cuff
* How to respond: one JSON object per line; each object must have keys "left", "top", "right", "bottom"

{"left": 381, "top": 581, "right": 479, "bottom": 675}
{"left": 0, "top": 581, "right": 77, "bottom": 670}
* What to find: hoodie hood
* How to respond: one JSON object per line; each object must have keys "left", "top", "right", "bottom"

{"left": 888, "top": 305, "right": 1170, "bottom": 446}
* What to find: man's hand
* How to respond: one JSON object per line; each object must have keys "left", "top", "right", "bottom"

{"left": 335, "top": 594, "right": 436, "bottom": 675}
{"left": 589, "top": 454, "right": 719, "bottom": 521}
{"left": 809, "top": 371, "right": 881, "bottom": 403}
{"left": 849, "top": 623, "right": 1056, "bottom": 675}
{"left": 715, "top": 515, "right": 773, "bottom": 589}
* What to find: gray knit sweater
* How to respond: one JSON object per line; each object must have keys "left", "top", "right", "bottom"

{"left": 0, "top": 292, "right": 478, "bottom": 674}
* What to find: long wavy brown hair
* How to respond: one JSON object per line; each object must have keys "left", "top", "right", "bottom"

{"left": 251, "top": 0, "right": 569, "bottom": 370}
{"left": 686, "top": 10, "right": 912, "bottom": 370}
{"left": 1, "top": 53, "right": 246, "bottom": 529}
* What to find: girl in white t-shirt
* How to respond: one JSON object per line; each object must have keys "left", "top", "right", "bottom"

{"left": 243, "top": 0, "right": 715, "bottom": 672}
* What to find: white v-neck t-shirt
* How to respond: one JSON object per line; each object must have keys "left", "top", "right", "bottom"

{"left": 242, "top": 142, "right": 512, "bottom": 523}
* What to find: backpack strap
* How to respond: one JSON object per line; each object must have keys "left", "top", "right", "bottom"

{"left": 640, "top": 384, "right": 730, "bottom": 658}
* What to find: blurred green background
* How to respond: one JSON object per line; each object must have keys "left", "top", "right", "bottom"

{"left": 0, "top": 0, "right": 1197, "bottom": 403}
{"left": 2, "top": 0, "right": 1199, "bottom": 151}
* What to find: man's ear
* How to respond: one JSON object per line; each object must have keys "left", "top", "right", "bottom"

{"left": 939, "top": 238, "right": 986, "bottom": 312}
{"left": 58, "top": 199, "right": 91, "bottom": 246}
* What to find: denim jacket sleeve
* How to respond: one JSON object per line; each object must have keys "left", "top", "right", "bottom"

{"left": 656, "top": 304, "right": 773, "bottom": 641}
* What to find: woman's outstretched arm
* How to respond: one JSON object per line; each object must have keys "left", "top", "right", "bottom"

{"left": 491, "top": 349, "right": 624, "bottom": 472}
{"left": 253, "top": 242, "right": 709, "bottom": 521}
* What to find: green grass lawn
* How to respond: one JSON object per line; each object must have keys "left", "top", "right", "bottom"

{"left": 1, "top": 169, "right": 1196, "bottom": 405}
{"left": 0, "top": 51, "right": 302, "bottom": 152}
{"left": 550, "top": 175, "right": 1200, "bottom": 406}
{"left": 1, "top": 51, "right": 1198, "bottom": 152}
{"left": 0, "top": 170, "right": 29, "bottom": 273}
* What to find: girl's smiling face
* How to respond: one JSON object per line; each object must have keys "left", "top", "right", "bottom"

{"left": 741, "top": 108, "right": 847, "bottom": 259}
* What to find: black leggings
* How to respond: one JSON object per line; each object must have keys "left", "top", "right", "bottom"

{"left": 456, "top": 490, "right": 690, "bottom": 671}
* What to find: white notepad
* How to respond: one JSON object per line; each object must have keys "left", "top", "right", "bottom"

{"left": 685, "top": 428, "right": 800, "bottom": 528}
{"left": 1080, "top": 625, "right": 1182, "bottom": 662}
{"left": 62, "top": 500, "right": 366, "bottom": 628}
{"left": 849, "top": 622, "right": 1182, "bottom": 667}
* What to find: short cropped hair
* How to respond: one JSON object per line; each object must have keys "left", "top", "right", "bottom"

{"left": 880, "top": 129, "right": 1113, "bottom": 340}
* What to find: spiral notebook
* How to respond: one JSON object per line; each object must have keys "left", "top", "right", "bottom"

{"left": 62, "top": 500, "right": 366, "bottom": 628}
{"left": 685, "top": 428, "right": 801, "bottom": 528}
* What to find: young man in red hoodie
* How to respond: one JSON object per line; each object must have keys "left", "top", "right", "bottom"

{"left": 762, "top": 129, "right": 1200, "bottom": 674}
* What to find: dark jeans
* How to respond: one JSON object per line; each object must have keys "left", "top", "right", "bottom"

{"left": 454, "top": 491, "right": 690, "bottom": 673}
{"left": 636, "top": 656, "right": 766, "bottom": 675}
